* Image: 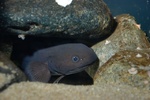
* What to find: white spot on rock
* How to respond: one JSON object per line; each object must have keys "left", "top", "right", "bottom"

{"left": 136, "top": 47, "right": 142, "bottom": 50}
{"left": 105, "top": 40, "right": 111, "bottom": 45}
{"left": 134, "top": 23, "right": 141, "bottom": 29}
{"left": 136, "top": 53, "right": 142, "bottom": 58}
{"left": 18, "top": 34, "right": 25, "bottom": 40}
{"left": 55, "top": 0, "right": 73, "bottom": 7}
{"left": 143, "top": 80, "right": 149, "bottom": 84}
{"left": 128, "top": 67, "right": 138, "bottom": 75}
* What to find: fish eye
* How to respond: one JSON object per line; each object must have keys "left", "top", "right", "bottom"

{"left": 72, "top": 56, "right": 80, "bottom": 62}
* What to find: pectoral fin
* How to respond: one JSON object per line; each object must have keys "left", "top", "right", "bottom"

{"left": 25, "top": 62, "right": 51, "bottom": 83}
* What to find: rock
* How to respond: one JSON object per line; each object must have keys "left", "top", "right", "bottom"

{"left": 91, "top": 14, "right": 150, "bottom": 89}
{"left": 92, "top": 14, "right": 150, "bottom": 68}
{"left": 0, "top": 51, "right": 26, "bottom": 91}
{"left": 85, "top": 59, "right": 99, "bottom": 79}
{"left": 0, "top": 0, "right": 115, "bottom": 39}
{"left": 94, "top": 49, "right": 150, "bottom": 89}
{"left": 0, "top": 82, "right": 150, "bottom": 100}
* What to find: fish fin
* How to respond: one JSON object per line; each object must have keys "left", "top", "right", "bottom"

{"left": 53, "top": 75, "right": 65, "bottom": 83}
{"left": 25, "top": 62, "right": 51, "bottom": 83}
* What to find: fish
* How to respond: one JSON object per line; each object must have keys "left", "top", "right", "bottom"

{"left": 22, "top": 43, "right": 98, "bottom": 83}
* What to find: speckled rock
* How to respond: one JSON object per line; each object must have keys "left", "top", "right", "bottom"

{"left": 86, "top": 14, "right": 150, "bottom": 79}
{"left": 0, "top": 51, "right": 26, "bottom": 91}
{"left": 91, "top": 14, "right": 150, "bottom": 89}
{"left": 0, "top": 0, "right": 115, "bottom": 39}
{"left": 0, "top": 82, "right": 150, "bottom": 100}
{"left": 94, "top": 50, "right": 150, "bottom": 89}
{"left": 92, "top": 14, "right": 150, "bottom": 68}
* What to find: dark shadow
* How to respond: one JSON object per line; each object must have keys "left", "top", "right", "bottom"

{"left": 49, "top": 71, "right": 93, "bottom": 85}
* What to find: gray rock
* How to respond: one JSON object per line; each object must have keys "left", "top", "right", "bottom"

{"left": 90, "top": 14, "right": 150, "bottom": 89}
{"left": 0, "top": 82, "right": 150, "bottom": 100}
{"left": 0, "top": 51, "right": 26, "bottom": 91}
{"left": 92, "top": 14, "right": 150, "bottom": 68}
{"left": 94, "top": 49, "right": 150, "bottom": 89}
{"left": 0, "top": 0, "right": 115, "bottom": 39}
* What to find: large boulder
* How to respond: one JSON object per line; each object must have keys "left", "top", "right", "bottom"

{"left": 92, "top": 14, "right": 150, "bottom": 68}
{"left": 0, "top": 82, "right": 150, "bottom": 100}
{"left": 0, "top": 0, "right": 115, "bottom": 39}
{"left": 87, "top": 14, "right": 150, "bottom": 89}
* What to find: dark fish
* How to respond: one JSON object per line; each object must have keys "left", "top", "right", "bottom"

{"left": 22, "top": 43, "right": 98, "bottom": 83}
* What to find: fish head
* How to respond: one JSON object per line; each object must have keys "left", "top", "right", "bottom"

{"left": 48, "top": 43, "right": 98, "bottom": 75}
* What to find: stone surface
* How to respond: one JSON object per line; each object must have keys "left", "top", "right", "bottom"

{"left": 0, "top": 51, "right": 26, "bottom": 91}
{"left": 94, "top": 50, "right": 150, "bottom": 89}
{"left": 0, "top": 0, "right": 115, "bottom": 39}
{"left": 0, "top": 82, "right": 150, "bottom": 100}
{"left": 90, "top": 14, "right": 150, "bottom": 90}
{"left": 91, "top": 14, "right": 150, "bottom": 89}
{"left": 92, "top": 14, "right": 150, "bottom": 68}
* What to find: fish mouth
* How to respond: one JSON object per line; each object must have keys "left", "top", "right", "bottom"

{"left": 65, "top": 65, "right": 88, "bottom": 75}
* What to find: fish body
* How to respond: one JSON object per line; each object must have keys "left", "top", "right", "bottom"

{"left": 22, "top": 43, "right": 97, "bottom": 83}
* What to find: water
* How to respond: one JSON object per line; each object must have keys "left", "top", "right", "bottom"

{"left": 104, "top": 0, "right": 150, "bottom": 39}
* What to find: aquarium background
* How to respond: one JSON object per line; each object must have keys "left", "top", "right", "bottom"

{"left": 104, "top": 0, "right": 150, "bottom": 39}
